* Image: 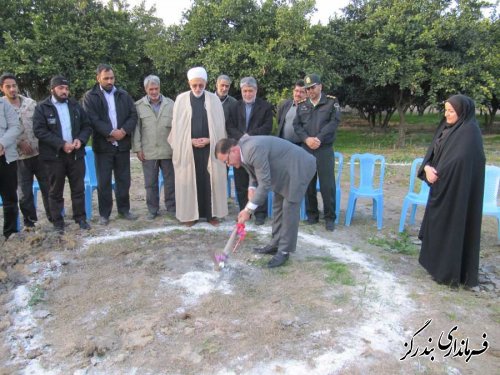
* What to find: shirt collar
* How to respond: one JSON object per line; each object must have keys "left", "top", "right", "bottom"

{"left": 100, "top": 85, "right": 116, "bottom": 95}
{"left": 147, "top": 95, "right": 163, "bottom": 105}
{"left": 51, "top": 96, "right": 67, "bottom": 105}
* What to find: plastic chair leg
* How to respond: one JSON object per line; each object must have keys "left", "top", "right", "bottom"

{"left": 376, "top": 196, "right": 384, "bottom": 230}
{"left": 399, "top": 199, "right": 411, "bottom": 233}
{"left": 300, "top": 198, "right": 307, "bottom": 221}
{"left": 335, "top": 188, "right": 340, "bottom": 224}
{"left": 267, "top": 191, "right": 273, "bottom": 218}
{"left": 85, "top": 185, "right": 93, "bottom": 220}
{"left": 344, "top": 194, "right": 356, "bottom": 226}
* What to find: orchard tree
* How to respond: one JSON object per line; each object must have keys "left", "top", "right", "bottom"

{"left": 0, "top": 0, "right": 164, "bottom": 99}
{"left": 147, "top": 0, "right": 326, "bottom": 102}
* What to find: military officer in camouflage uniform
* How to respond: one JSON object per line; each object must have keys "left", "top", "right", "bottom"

{"left": 293, "top": 73, "right": 340, "bottom": 231}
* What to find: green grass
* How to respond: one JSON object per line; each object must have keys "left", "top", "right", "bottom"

{"left": 304, "top": 256, "right": 355, "bottom": 285}
{"left": 337, "top": 113, "right": 500, "bottom": 164}
{"left": 367, "top": 232, "right": 419, "bottom": 256}
{"left": 28, "top": 284, "right": 45, "bottom": 307}
{"left": 324, "top": 261, "right": 355, "bottom": 286}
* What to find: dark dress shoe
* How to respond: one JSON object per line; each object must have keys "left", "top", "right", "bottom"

{"left": 118, "top": 212, "right": 138, "bottom": 220}
{"left": 99, "top": 216, "right": 110, "bottom": 226}
{"left": 184, "top": 220, "right": 197, "bottom": 227}
{"left": 254, "top": 244, "right": 278, "bottom": 254}
{"left": 208, "top": 218, "right": 220, "bottom": 226}
{"left": 325, "top": 221, "right": 335, "bottom": 232}
{"left": 24, "top": 220, "right": 36, "bottom": 228}
{"left": 78, "top": 220, "right": 91, "bottom": 230}
{"left": 268, "top": 252, "right": 289, "bottom": 268}
{"left": 307, "top": 217, "right": 319, "bottom": 225}
{"left": 53, "top": 223, "right": 65, "bottom": 234}
{"left": 255, "top": 216, "right": 265, "bottom": 226}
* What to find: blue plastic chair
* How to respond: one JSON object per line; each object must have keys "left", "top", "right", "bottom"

{"left": 84, "top": 146, "right": 115, "bottom": 220}
{"left": 398, "top": 158, "right": 430, "bottom": 232}
{"left": 344, "top": 153, "right": 385, "bottom": 230}
{"left": 158, "top": 170, "right": 164, "bottom": 194}
{"left": 483, "top": 165, "right": 500, "bottom": 240}
{"left": 227, "top": 166, "right": 234, "bottom": 197}
{"left": 315, "top": 151, "right": 343, "bottom": 224}
{"left": 32, "top": 179, "right": 40, "bottom": 209}
{"left": 267, "top": 192, "right": 307, "bottom": 221}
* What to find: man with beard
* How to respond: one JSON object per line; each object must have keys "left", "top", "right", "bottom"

{"left": 83, "top": 64, "right": 138, "bottom": 225}
{"left": 168, "top": 67, "right": 228, "bottom": 226}
{"left": 0, "top": 73, "right": 52, "bottom": 227}
{"left": 214, "top": 74, "right": 237, "bottom": 120}
{"left": 33, "top": 75, "right": 92, "bottom": 233}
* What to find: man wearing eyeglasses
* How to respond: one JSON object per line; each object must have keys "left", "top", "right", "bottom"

{"left": 215, "top": 136, "right": 316, "bottom": 268}
{"left": 293, "top": 73, "right": 341, "bottom": 232}
{"left": 168, "top": 67, "right": 228, "bottom": 226}
{"left": 225, "top": 76, "right": 273, "bottom": 225}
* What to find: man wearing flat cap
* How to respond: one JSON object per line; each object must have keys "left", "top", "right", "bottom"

{"left": 225, "top": 76, "right": 273, "bottom": 225}
{"left": 293, "top": 73, "right": 341, "bottom": 232}
{"left": 168, "top": 66, "right": 228, "bottom": 226}
{"left": 33, "top": 75, "right": 92, "bottom": 233}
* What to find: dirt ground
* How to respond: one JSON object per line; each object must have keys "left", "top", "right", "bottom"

{"left": 0, "top": 158, "right": 499, "bottom": 375}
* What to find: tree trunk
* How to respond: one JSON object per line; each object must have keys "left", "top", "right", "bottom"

{"left": 396, "top": 105, "right": 407, "bottom": 148}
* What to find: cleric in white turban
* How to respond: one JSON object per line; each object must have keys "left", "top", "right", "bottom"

{"left": 167, "top": 67, "right": 228, "bottom": 225}
{"left": 187, "top": 66, "right": 208, "bottom": 82}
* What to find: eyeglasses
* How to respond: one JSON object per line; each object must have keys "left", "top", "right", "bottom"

{"left": 305, "top": 84, "right": 317, "bottom": 91}
{"left": 190, "top": 83, "right": 205, "bottom": 89}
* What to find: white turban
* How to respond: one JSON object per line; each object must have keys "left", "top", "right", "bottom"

{"left": 187, "top": 67, "right": 207, "bottom": 81}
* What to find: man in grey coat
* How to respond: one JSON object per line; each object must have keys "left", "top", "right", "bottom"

{"left": 215, "top": 135, "right": 316, "bottom": 267}
{"left": 0, "top": 97, "right": 21, "bottom": 243}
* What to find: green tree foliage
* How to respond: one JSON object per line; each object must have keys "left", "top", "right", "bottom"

{"left": 148, "top": 0, "right": 323, "bottom": 102}
{"left": 329, "top": 0, "right": 497, "bottom": 144}
{"left": 0, "top": 0, "right": 164, "bottom": 100}
{"left": 0, "top": 0, "right": 496, "bottom": 135}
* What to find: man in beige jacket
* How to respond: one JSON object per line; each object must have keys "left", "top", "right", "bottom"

{"left": 133, "top": 75, "right": 175, "bottom": 220}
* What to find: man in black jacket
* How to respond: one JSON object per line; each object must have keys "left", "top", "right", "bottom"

{"left": 225, "top": 77, "right": 273, "bottom": 225}
{"left": 83, "top": 64, "right": 138, "bottom": 225}
{"left": 33, "top": 75, "right": 92, "bottom": 233}
{"left": 276, "top": 79, "right": 307, "bottom": 144}
{"left": 293, "top": 73, "right": 341, "bottom": 232}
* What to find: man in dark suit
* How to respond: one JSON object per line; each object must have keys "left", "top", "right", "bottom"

{"left": 83, "top": 64, "right": 138, "bottom": 225}
{"left": 276, "top": 79, "right": 307, "bottom": 144}
{"left": 215, "top": 136, "right": 316, "bottom": 268}
{"left": 225, "top": 77, "right": 273, "bottom": 225}
{"left": 33, "top": 75, "right": 92, "bottom": 233}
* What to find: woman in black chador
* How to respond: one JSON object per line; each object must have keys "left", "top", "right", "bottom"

{"left": 418, "top": 94, "right": 485, "bottom": 287}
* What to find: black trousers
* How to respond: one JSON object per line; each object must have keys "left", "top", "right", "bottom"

{"left": 233, "top": 166, "right": 268, "bottom": 218}
{"left": 305, "top": 146, "right": 336, "bottom": 222}
{"left": 94, "top": 148, "right": 131, "bottom": 218}
{"left": 0, "top": 155, "right": 19, "bottom": 238}
{"left": 44, "top": 154, "right": 86, "bottom": 224}
{"left": 17, "top": 155, "right": 51, "bottom": 224}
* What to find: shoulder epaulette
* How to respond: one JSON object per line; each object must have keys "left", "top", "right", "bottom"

{"left": 327, "top": 95, "right": 337, "bottom": 100}
{"left": 297, "top": 98, "right": 308, "bottom": 104}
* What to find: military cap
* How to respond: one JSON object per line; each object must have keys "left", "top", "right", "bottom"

{"left": 304, "top": 73, "right": 321, "bottom": 88}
